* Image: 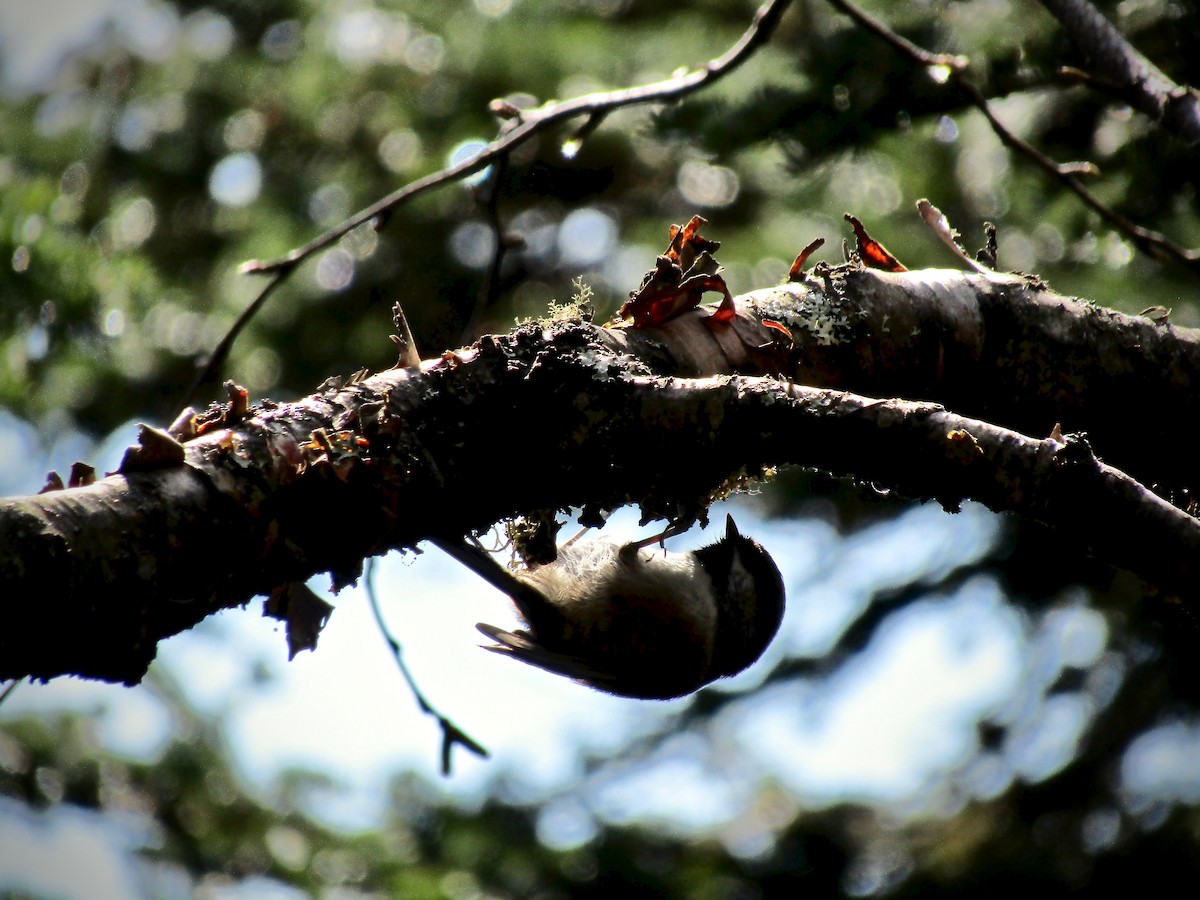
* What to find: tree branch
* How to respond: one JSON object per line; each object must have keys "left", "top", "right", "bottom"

{"left": 1039, "top": 0, "right": 1200, "bottom": 148}
{"left": 682, "top": 266, "right": 1200, "bottom": 492}
{"left": 828, "top": 0, "right": 1200, "bottom": 272}
{"left": 3, "top": 267, "right": 1198, "bottom": 684}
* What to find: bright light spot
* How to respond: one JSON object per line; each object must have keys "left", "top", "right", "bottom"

{"left": 1007, "top": 693, "right": 1092, "bottom": 782}
{"left": 209, "top": 153, "right": 263, "bottom": 207}
{"left": 599, "top": 243, "right": 656, "bottom": 299}
{"left": 11, "top": 246, "right": 31, "bottom": 273}
{"left": 116, "top": 1, "right": 180, "bottom": 63}
{"left": 825, "top": 154, "right": 903, "bottom": 216}
{"left": 103, "top": 308, "right": 126, "bottom": 337}
{"left": 344, "top": 221, "right": 379, "bottom": 260}
{"left": 241, "top": 346, "right": 282, "bottom": 391}
{"left": 330, "top": 8, "right": 401, "bottom": 65}
{"left": 537, "top": 797, "right": 598, "bottom": 850}
{"left": 261, "top": 19, "right": 302, "bottom": 62}
{"left": 510, "top": 207, "right": 558, "bottom": 264}
{"left": 557, "top": 207, "right": 618, "bottom": 267}
{"left": 115, "top": 103, "right": 157, "bottom": 152}
{"left": 449, "top": 220, "right": 497, "bottom": 269}
{"left": 1041, "top": 603, "right": 1107, "bottom": 670}
{"left": 1092, "top": 105, "right": 1136, "bottom": 157}
{"left": 34, "top": 90, "right": 88, "bottom": 138}
{"left": 1000, "top": 233, "right": 1036, "bottom": 272}
{"left": 1081, "top": 808, "right": 1121, "bottom": 853}
{"left": 378, "top": 128, "right": 422, "bottom": 173}
{"left": 1033, "top": 223, "right": 1065, "bottom": 263}
{"left": 475, "top": 0, "right": 514, "bottom": 18}
{"left": 308, "top": 182, "right": 350, "bottom": 226}
{"left": 1071, "top": 232, "right": 1100, "bottom": 264}
{"left": 224, "top": 108, "right": 267, "bottom": 152}
{"left": 959, "top": 752, "right": 1012, "bottom": 801}
{"left": 927, "top": 64, "right": 952, "bottom": 84}
{"left": 1103, "top": 233, "right": 1133, "bottom": 268}
{"left": 21, "top": 215, "right": 43, "bottom": 244}
{"left": 265, "top": 825, "right": 310, "bottom": 870}
{"left": 405, "top": 33, "right": 444, "bottom": 75}
{"left": 677, "top": 160, "right": 740, "bottom": 209}
{"left": 315, "top": 247, "right": 354, "bottom": 291}
{"left": 184, "top": 9, "right": 235, "bottom": 60}
{"left": 843, "top": 848, "right": 912, "bottom": 897}
{"left": 789, "top": 503, "right": 1001, "bottom": 657}
{"left": 25, "top": 325, "right": 49, "bottom": 361}
{"left": 934, "top": 115, "right": 959, "bottom": 144}
{"left": 447, "top": 139, "right": 492, "bottom": 186}
{"left": 1121, "top": 721, "right": 1200, "bottom": 804}
{"left": 204, "top": 876, "right": 307, "bottom": 899}
{"left": 561, "top": 138, "right": 581, "bottom": 160}
{"left": 60, "top": 161, "right": 90, "bottom": 197}
{"left": 165, "top": 309, "right": 202, "bottom": 355}
{"left": 113, "top": 197, "right": 156, "bottom": 248}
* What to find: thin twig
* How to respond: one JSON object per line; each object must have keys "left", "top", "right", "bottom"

{"left": 244, "top": 0, "right": 791, "bottom": 278}
{"left": 828, "top": 0, "right": 1200, "bottom": 274}
{"left": 365, "top": 556, "right": 488, "bottom": 776}
{"left": 0, "top": 679, "right": 19, "bottom": 707}
{"left": 178, "top": 263, "right": 292, "bottom": 411}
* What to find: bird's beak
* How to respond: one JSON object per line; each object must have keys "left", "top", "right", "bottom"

{"left": 725, "top": 514, "right": 740, "bottom": 540}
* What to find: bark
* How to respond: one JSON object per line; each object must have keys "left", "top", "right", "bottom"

{"left": 3, "top": 266, "right": 1197, "bottom": 684}
{"left": 737, "top": 266, "right": 1200, "bottom": 492}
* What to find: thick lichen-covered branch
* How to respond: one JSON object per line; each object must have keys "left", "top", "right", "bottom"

{"left": 3, "top": 267, "right": 1198, "bottom": 684}
{"left": 624, "top": 266, "right": 1200, "bottom": 493}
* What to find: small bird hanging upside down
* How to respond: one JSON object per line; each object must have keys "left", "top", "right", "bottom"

{"left": 435, "top": 515, "right": 785, "bottom": 700}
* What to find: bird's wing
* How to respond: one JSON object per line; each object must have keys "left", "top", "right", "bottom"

{"left": 475, "top": 622, "right": 619, "bottom": 689}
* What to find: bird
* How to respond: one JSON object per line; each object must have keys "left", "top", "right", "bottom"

{"left": 434, "top": 515, "right": 785, "bottom": 699}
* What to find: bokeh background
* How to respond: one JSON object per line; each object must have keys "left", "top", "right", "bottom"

{"left": 2, "top": 0, "right": 1199, "bottom": 896}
